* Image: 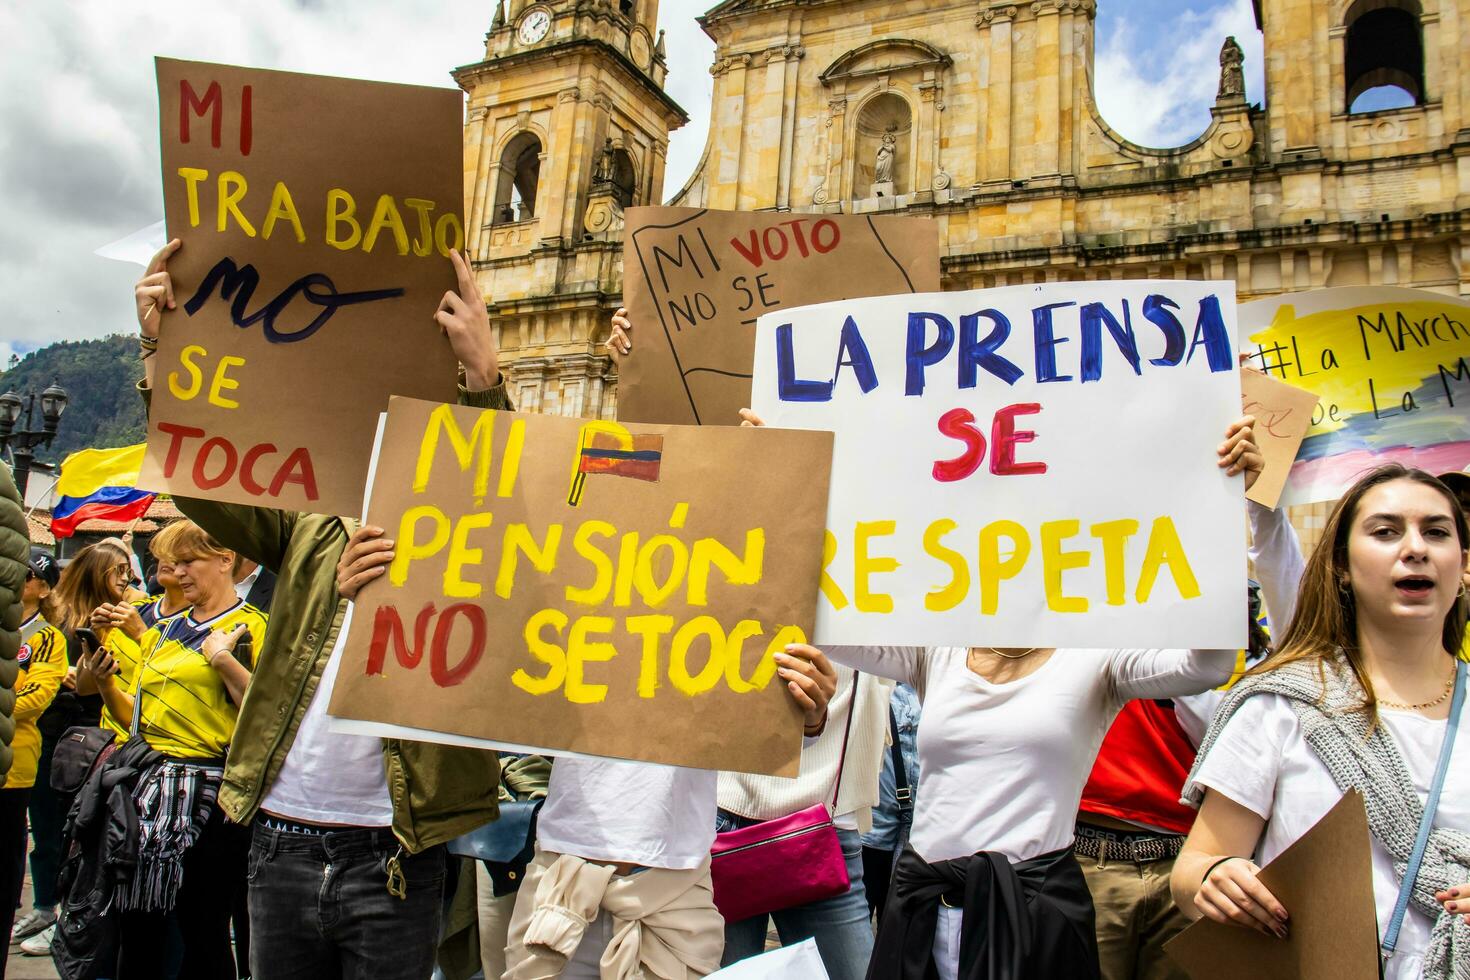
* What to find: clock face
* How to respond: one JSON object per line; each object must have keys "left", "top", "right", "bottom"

{"left": 518, "top": 9, "right": 550, "bottom": 44}
{"left": 629, "top": 30, "right": 651, "bottom": 70}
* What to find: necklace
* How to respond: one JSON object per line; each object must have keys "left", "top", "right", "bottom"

{"left": 987, "top": 647, "right": 1039, "bottom": 661}
{"left": 1378, "top": 663, "right": 1458, "bottom": 711}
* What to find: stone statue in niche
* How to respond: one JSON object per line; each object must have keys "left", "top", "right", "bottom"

{"left": 874, "top": 132, "right": 896, "bottom": 184}
{"left": 592, "top": 137, "right": 616, "bottom": 185}
{"left": 1217, "top": 36, "right": 1245, "bottom": 101}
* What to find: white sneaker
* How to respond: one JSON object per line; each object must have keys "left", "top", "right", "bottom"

{"left": 19, "top": 924, "right": 55, "bottom": 956}
{"left": 10, "top": 908, "right": 55, "bottom": 943}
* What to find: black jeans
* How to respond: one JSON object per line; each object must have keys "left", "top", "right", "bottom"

{"left": 116, "top": 803, "right": 249, "bottom": 980}
{"left": 247, "top": 822, "right": 447, "bottom": 980}
{"left": 0, "top": 787, "right": 33, "bottom": 980}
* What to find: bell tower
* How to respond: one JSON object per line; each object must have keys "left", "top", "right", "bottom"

{"left": 454, "top": 0, "right": 687, "bottom": 417}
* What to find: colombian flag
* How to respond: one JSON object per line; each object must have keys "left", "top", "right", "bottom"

{"left": 567, "top": 424, "right": 663, "bottom": 507}
{"left": 49, "top": 444, "right": 156, "bottom": 538}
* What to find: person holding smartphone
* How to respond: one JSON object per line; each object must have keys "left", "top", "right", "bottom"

{"left": 75, "top": 520, "right": 265, "bottom": 978}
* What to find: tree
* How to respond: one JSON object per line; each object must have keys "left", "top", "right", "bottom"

{"left": 0, "top": 335, "right": 145, "bottom": 466}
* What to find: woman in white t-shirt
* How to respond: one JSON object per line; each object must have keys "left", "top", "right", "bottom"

{"left": 1174, "top": 465, "right": 1470, "bottom": 980}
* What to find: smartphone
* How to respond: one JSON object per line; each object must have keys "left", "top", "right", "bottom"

{"left": 73, "top": 627, "right": 100, "bottom": 655}
{"left": 232, "top": 634, "right": 253, "bottom": 670}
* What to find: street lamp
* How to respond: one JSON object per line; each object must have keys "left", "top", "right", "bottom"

{"left": 0, "top": 378, "right": 69, "bottom": 496}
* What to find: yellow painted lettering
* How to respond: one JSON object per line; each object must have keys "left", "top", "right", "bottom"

{"left": 495, "top": 523, "right": 563, "bottom": 599}
{"left": 819, "top": 529, "right": 849, "bottom": 611}
{"left": 977, "top": 520, "right": 1030, "bottom": 615}
{"left": 217, "top": 171, "right": 255, "bottom": 236}
{"left": 326, "top": 188, "right": 362, "bottom": 250}
{"left": 627, "top": 614, "right": 674, "bottom": 699}
{"left": 362, "top": 194, "right": 410, "bottom": 255}
{"left": 177, "top": 167, "right": 208, "bottom": 227}
{"left": 633, "top": 535, "right": 689, "bottom": 608}
{"left": 511, "top": 608, "right": 567, "bottom": 696}
{"left": 1040, "top": 519, "right": 1089, "bottom": 613}
{"left": 261, "top": 181, "right": 306, "bottom": 243}
{"left": 1090, "top": 519, "right": 1140, "bottom": 606}
{"left": 565, "top": 616, "right": 615, "bottom": 704}
{"left": 723, "top": 620, "right": 765, "bottom": 693}
{"left": 413, "top": 404, "right": 494, "bottom": 498}
{"left": 168, "top": 344, "right": 206, "bottom": 401}
{"left": 497, "top": 419, "right": 525, "bottom": 497}
{"left": 923, "top": 518, "right": 968, "bottom": 612}
{"left": 405, "top": 198, "right": 435, "bottom": 256}
{"left": 565, "top": 521, "right": 615, "bottom": 606}
{"left": 444, "top": 511, "right": 494, "bottom": 598}
{"left": 687, "top": 529, "right": 765, "bottom": 605}
{"left": 754, "top": 625, "right": 804, "bottom": 690}
{"left": 390, "top": 506, "right": 451, "bottom": 587}
{"left": 1136, "top": 516, "right": 1201, "bottom": 603}
{"left": 668, "top": 616, "right": 725, "bottom": 696}
{"left": 206, "top": 355, "right": 246, "bottom": 408}
{"left": 613, "top": 532, "right": 639, "bottom": 607}
{"left": 854, "top": 520, "right": 899, "bottom": 614}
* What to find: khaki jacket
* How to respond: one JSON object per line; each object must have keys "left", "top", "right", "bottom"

{"left": 142, "top": 381, "right": 509, "bottom": 851}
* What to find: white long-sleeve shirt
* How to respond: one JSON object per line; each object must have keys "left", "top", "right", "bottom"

{"left": 825, "top": 646, "right": 1237, "bottom": 864}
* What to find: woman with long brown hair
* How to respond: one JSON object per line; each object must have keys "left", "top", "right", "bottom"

{"left": 1174, "top": 465, "right": 1470, "bottom": 979}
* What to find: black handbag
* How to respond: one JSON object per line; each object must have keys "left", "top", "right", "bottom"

{"left": 448, "top": 799, "right": 543, "bottom": 898}
{"left": 49, "top": 726, "right": 117, "bottom": 794}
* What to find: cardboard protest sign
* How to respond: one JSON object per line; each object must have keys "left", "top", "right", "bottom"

{"left": 1241, "top": 368, "right": 1319, "bottom": 509}
{"left": 751, "top": 281, "right": 1246, "bottom": 649}
{"left": 619, "top": 207, "right": 941, "bottom": 426}
{"left": 326, "top": 396, "right": 834, "bottom": 775}
{"left": 1240, "top": 287, "right": 1470, "bottom": 505}
{"left": 141, "top": 58, "right": 463, "bottom": 515}
{"left": 1165, "top": 790, "right": 1378, "bottom": 980}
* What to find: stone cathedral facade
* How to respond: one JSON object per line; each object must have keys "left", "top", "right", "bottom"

{"left": 455, "top": 0, "right": 1470, "bottom": 431}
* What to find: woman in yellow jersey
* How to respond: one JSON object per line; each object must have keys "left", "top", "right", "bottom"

{"left": 5, "top": 551, "right": 66, "bottom": 950}
{"left": 79, "top": 521, "right": 265, "bottom": 979}
{"left": 80, "top": 521, "right": 194, "bottom": 740}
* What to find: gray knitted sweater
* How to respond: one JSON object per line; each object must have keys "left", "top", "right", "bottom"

{"left": 1183, "top": 656, "right": 1468, "bottom": 979}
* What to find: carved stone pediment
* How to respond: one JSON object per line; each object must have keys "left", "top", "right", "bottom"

{"left": 819, "top": 39, "right": 952, "bottom": 86}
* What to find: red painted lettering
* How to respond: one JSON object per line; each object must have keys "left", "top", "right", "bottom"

{"left": 269, "top": 447, "right": 321, "bottom": 501}
{"left": 762, "top": 226, "right": 789, "bottom": 261}
{"left": 239, "top": 84, "right": 252, "bottom": 156}
{"left": 990, "top": 403, "right": 1047, "bottom": 476}
{"left": 933, "top": 408, "right": 986, "bottom": 482}
{"left": 780, "top": 219, "right": 812, "bottom": 257}
{"left": 431, "top": 603, "right": 485, "bottom": 687}
{"left": 179, "top": 80, "right": 223, "bottom": 148}
{"left": 811, "top": 219, "right": 840, "bottom": 253}
{"left": 366, "top": 602, "right": 437, "bottom": 675}
{"left": 239, "top": 442, "right": 276, "bottom": 496}
{"left": 156, "top": 422, "right": 206, "bottom": 476}
{"left": 729, "top": 230, "right": 763, "bottom": 268}
{"left": 192, "top": 436, "right": 238, "bottom": 490}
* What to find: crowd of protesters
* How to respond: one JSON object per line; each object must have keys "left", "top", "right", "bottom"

{"left": 0, "top": 241, "right": 1464, "bottom": 980}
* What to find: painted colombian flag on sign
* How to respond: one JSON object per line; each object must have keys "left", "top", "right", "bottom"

{"left": 567, "top": 424, "right": 663, "bottom": 506}
{"left": 49, "top": 444, "right": 157, "bottom": 538}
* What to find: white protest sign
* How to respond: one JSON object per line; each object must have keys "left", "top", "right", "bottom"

{"left": 751, "top": 281, "right": 1246, "bottom": 649}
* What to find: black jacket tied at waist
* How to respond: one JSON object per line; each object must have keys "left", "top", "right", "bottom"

{"left": 868, "top": 844, "right": 1100, "bottom": 980}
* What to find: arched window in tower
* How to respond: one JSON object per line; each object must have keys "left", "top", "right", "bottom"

{"left": 853, "top": 93, "right": 912, "bottom": 199}
{"left": 493, "top": 131, "right": 542, "bottom": 224}
{"left": 610, "top": 149, "right": 636, "bottom": 209}
{"left": 1344, "top": 0, "right": 1424, "bottom": 113}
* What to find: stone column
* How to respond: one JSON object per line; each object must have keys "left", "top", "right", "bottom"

{"left": 978, "top": 6, "right": 1017, "bottom": 185}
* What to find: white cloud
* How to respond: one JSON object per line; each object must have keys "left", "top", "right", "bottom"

{"left": 1094, "top": 0, "right": 1264, "bottom": 148}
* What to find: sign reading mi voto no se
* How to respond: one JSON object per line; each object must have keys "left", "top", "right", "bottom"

{"left": 327, "top": 397, "right": 834, "bottom": 776}
{"left": 752, "top": 281, "right": 1247, "bottom": 649}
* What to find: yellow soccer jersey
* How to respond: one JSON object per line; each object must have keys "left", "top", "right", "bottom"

{"left": 13, "top": 616, "right": 67, "bottom": 788}
{"left": 133, "top": 600, "right": 266, "bottom": 760}
{"left": 102, "top": 598, "right": 190, "bottom": 741}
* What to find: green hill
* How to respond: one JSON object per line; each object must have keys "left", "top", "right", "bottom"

{"left": 0, "top": 335, "right": 145, "bottom": 467}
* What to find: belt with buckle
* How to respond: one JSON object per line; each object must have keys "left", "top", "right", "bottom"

{"left": 1073, "top": 822, "right": 1185, "bottom": 863}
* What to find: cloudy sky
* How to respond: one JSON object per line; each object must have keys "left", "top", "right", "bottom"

{"left": 0, "top": 0, "right": 1266, "bottom": 366}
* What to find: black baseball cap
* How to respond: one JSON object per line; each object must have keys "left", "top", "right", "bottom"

{"left": 27, "top": 548, "right": 59, "bottom": 588}
{"left": 1438, "top": 470, "right": 1470, "bottom": 496}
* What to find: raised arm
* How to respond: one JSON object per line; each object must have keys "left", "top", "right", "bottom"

{"left": 1247, "top": 499, "right": 1305, "bottom": 634}
{"left": 1107, "top": 648, "right": 1238, "bottom": 703}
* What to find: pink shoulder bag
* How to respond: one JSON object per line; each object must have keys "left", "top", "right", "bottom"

{"left": 709, "top": 673, "right": 860, "bottom": 922}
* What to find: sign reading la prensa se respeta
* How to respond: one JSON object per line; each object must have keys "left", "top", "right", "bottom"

{"left": 141, "top": 58, "right": 463, "bottom": 516}
{"left": 326, "top": 396, "right": 835, "bottom": 777}
{"left": 752, "top": 280, "right": 1248, "bottom": 650}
